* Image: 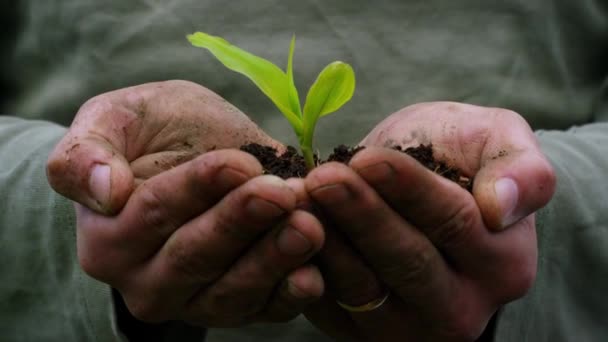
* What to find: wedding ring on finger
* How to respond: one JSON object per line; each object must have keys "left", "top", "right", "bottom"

{"left": 336, "top": 292, "right": 389, "bottom": 313}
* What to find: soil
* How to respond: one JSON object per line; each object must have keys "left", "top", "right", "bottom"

{"left": 240, "top": 143, "right": 473, "bottom": 191}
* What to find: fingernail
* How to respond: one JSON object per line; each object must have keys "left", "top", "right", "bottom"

{"left": 311, "top": 183, "right": 352, "bottom": 204}
{"left": 495, "top": 177, "right": 519, "bottom": 228}
{"left": 89, "top": 164, "right": 111, "bottom": 208}
{"left": 356, "top": 162, "right": 395, "bottom": 184}
{"left": 245, "top": 197, "right": 285, "bottom": 218}
{"left": 277, "top": 226, "right": 312, "bottom": 256}
{"left": 214, "top": 166, "right": 249, "bottom": 189}
{"left": 286, "top": 280, "right": 309, "bottom": 299}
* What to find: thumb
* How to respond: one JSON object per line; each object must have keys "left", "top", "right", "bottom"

{"left": 47, "top": 133, "right": 133, "bottom": 215}
{"left": 473, "top": 149, "right": 556, "bottom": 231}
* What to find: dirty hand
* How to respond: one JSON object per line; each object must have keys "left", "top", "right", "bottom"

{"left": 47, "top": 80, "right": 280, "bottom": 214}
{"left": 47, "top": 80, "right": 325, "bottom": 327}
{"left": 301, "top": 102, "right": 556, "bottom": 341}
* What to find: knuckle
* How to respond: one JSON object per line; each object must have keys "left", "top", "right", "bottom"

{"left": 428, "top": 200, "right": 478, "bottom": 249}
{"left": 135, "top": 184, "right": 176, "bottom": 238}
{"left": 46, "top": 139, "right": 81, "bottom": 196}
{"left": 404, "top": 245, "right": 434, "bottom": 281}
{"left": 212, "top": 209, "right": 252, "bottom": 240}
{"left": 46, "top": 159, "right": 68, "bottom": 195}
{"left": 212, "top": 197, "right": 276, "bottom": 241}
{"left": 46, "top": 148, "right": 66, "bottom": 182}
{"left": 76, "top": 96, "right": 116, "bottom": 121}
{"left": 391, "top": 243, "right": 435, "bottom": 290}
{"left": 165, "top": 241, "right": 197, "bottom": 277}
{"left": 79, "top": 93, "right": 108, "bottom": 109}
{"left": 164, "top": 238, "right": 220, "bottom": 283}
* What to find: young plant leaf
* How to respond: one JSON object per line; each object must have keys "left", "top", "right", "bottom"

{"left": 299, "top": 61, "right": 355, "bottom": 168}
{"left": 187, "top": 32, "right": 303, "bottom": 134}
{"left": 287, "top": 35, "right": 302, "bottom": 118}
{"left": 303, "top": 61, "right": 355, "bottom": 123}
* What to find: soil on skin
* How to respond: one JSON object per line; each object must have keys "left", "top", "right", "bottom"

{"left": 241, "top": 143, "right": 473, "bottom": 191}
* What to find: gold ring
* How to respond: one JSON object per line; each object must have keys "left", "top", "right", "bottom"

{"left": 336, "top": 292, "right": 389, "bottom": 313}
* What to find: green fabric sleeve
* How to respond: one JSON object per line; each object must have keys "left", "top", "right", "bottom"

{"left": 495, "top": 122, "right": 608, "bottom": 341}
{"left": 0, "top": 116, "right": 124, "bottom": 341}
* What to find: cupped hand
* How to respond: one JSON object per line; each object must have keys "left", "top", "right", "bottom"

{"left": 77, "top": 151, "right": 325, "bottom": 326}
{"left": 46, "top": 81, "right": 325, "bottom": 327}
{"left": 302, "top": 102, "right": 556, "bottom": 341}
{"left": 47, "top": 80, "right": 280, "bottom": 214}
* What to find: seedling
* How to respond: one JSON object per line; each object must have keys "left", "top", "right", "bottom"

{"left": 187, "top": 32, "right": 355, "bottom": 169}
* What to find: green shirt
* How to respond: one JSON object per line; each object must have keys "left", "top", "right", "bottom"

{"left": 1, "top": 0, "right": 607, "bottom": 341}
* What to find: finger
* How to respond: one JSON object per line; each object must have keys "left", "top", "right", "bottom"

{"left": 303, "top": 197, "right": 396, "bottom": 336}
{"left": 123, "top": 175, "right": 297, "bottom": 321}
{"left": 47, "top": 130, "right": 134, "bottom": 215}
{"left": 443, "top": 110, "right": 556, "bottom": 230}
{"left": 305, "top": 163, "right": 454, "bottom": 308}
{"left": 76, "top": 149, "right": 262, "bottom": 282}
{"left": 255, "top": 264, "right": 325, "bottom": 323}
{"left": 350, "top": 148, "right": 537, "bottom": 304}
{"left": 184, "top": 210, "right": 324, "bottom": 325}
{"left": 285, "top": 177, "right": 313, "bottom": 210}
{"left": 318, "top": 226, "right": 385, "bottom": 308}
{"left": 286, "top": 177, "right": 385, "bottom": 308}
{"left": 473, "top": 146, "right": 556, "bottom": 230}
{"left": 358, "top": 103, "right": 556, "bottom": 231}
{"left": 305, "top": 288, "right": 414, "bottom": 342}
{"left": 350, "top": 147, "right": 485, "bottom": 257}
{"left": 305, "top": 295, "right": 363, "bottom": 342}
{"left": 47, "top": 95, "right": 145, "bottom": 214}
{"left": 306, "top": 163, "right": 496, "bottom": 339}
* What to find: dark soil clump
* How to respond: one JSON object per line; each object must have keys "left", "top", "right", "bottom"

{"left": 241, "top": 143, "right": 473, "bottom": 191}
{"left": 240, "top": 143, "right": 309, "bottom": 179}
{"left": 326, "top": 144, "right": 365, "bottom": 164}
{"left": 394, "top": 144, "right": 473, "bottom": 191}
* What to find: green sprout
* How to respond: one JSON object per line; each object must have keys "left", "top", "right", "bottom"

{"left": 187, "top": 32, "right": 356, "bottom": 169}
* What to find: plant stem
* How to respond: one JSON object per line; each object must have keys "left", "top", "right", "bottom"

{"left": 301, "top": 145, "right": 316, "bottom": 170}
